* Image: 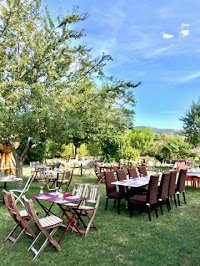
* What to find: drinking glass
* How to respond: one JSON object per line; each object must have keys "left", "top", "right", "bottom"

{"left": 39, "top": 186, "right": 44, "bottom": 194}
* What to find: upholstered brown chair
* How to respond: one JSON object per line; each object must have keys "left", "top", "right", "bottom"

{"left": 104, "top": 171, "right": 125, "bottom": 214}
{"left": 176, "top": 169, "right": 187, "bottom": 205}
{"left": 158, "top": 172, "right": 170, "bottom": 214}
{"left": 138, "top": 166, "right": 148, "bottom": 177}
{"left": 168, "top": 170, "right": 177, "bottom": 210}
{"left": 128, "top": 167, "right": 138, "bottom": 179}
{"left": 129, "top": 175, "right": 159, "bottom": 221}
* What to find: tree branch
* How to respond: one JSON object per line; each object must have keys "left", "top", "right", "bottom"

{"left": 21, "top": 137, "right": 32, "bottom": 161}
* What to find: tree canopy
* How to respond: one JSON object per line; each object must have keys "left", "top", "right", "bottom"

{"left": 181, "top": 98, "right": 200, "bottom": 147}
{"left": 0, "top": 0, "right": 140, "bottom": 175}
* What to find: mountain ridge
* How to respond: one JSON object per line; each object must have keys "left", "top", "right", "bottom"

{"left": 135, "top": 126, "right": 182, "bottom": 136}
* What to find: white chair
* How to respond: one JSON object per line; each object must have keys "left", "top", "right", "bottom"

{"left": 10, "top": 174, "right": 34, "bottom": 206}
{"left": 75, "top": 184, "right": 102, "bottom": 235}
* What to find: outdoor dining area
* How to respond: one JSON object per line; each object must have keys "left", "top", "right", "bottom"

{"left": 2, "top": 157, "right": 200, "bottom": 261}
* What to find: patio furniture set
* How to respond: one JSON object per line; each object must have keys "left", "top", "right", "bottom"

{"left": 1, "top": 161, "right": 197, "bottom": 260}
{"left": 2, "top": 173, "right": 101, "bottom": 260}
{"left": 104, "top": 166, "right": 187, "bottom": 221}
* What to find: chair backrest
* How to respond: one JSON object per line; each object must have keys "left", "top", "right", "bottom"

{"left": 138, "top": 166, "right": 148, "bottom": 177}
{"left": 116, "top": 169, "right": 126, "bottom": 192}
{"left": 177, "top": 162, "right": 187, "bottom": 172}
{"left": 30, "top": 161, "right": 40, "bottom": 167}
{"left": 54, "top": 162, "right": 61, "bottom": 169}
{"left": 64, "top": 170, "right": 73, "bottom": 188}
{"left": 176, "top": 169, "right": 187, "bottom": 193}
{"left": 116, "top": 169, "right": 126, "bottom": 181}
{"left": 158, "top": 172, "right": 170, "bottom": 200}
{"left": 168, "top": 170, "right": 177, "bottom": 196}
{"left": 84, "top": 184, "right": 102, "bottom": 209}
{"left": 128, "top": 167, "right": 138, "bottom": 179}
{"left": 23, "top": 174, "right": 34, "bottom": 192}
{"left": 3, "top": 189, "right": 18, "bottom": 223}
{"left": 72, "top": 183, "right": 87, "bottom": 197}
{"left": 104, "top": 171, "right": 116, "bottom": 195}
{"left": 146, "top": 175, "right": 159, "bottom": 204}
{"left": 22, "top": 195, "right": 43, "bottom": 231}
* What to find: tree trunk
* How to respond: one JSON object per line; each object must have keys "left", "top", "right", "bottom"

{"left": 15, "top": 159, "right": 23, "bottom": 180}
{"left": 74, "top": 142, "right": 81, "bottom": 160}
{"left": 9, "top": 138, "right": 32, "bottom": 186}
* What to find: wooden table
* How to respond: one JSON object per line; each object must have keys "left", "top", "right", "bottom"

{"left": 31, "top": 192, "right": 87, "bottom": 244}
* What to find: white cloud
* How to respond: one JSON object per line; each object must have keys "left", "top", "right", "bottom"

{"left": 180, "top": 29, "right": 190, "bottom": 37}
{"left": 168, "top": 71, "right": 200, "bottom": 83}
{"left": 161, "top": 32, "right": 174, "bottom": 39}
{"left": 145, "top": 45, "right": 174, "bottom": 58}
{"left": 181, "top": 23, "right": 190, "bottom": 28}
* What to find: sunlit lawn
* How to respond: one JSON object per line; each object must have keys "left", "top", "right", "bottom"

{"left": 0, "top": 166, "right": 200, "bottom": 266}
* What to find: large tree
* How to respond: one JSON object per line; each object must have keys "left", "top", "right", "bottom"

{"left": 0, "top": 0, "right": 140, "bottom": 177}
{"left": 51, "top": 77, "right": 140, "bottom": 159}
{"left": 0, "top": 0, "right": 104, "bottom": 177}
{"left": 181, "top": 98, "right": 200, "bottom": 147}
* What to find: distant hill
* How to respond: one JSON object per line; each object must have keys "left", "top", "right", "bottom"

{"left": 135, "top": 126, "right": 183, "bottom": 136}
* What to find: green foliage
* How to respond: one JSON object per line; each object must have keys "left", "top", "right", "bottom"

{"left": 0, "top": 0, "right": 90, "bottom": 166}
{"left": 159, "top": 136, "right": 191, "bottom": 160}
{"left": 0, "top": 0, "right": 140, "bottom": 169}
{"left": 45, "top": 139, "right": 64, "bottom": 158}
{"left": 60, "top": 144, "right": 74, "bottom": 159}
{"left": 121, "top": 146, "right": 140, "bottom": 161}
{"left": 128, "top": 128, "right": 155, "bottom": 154}
{"left": 181, "top": 98, "right": 200, "bottom": 147}
{"left": 86, "top": 142, "right": 101, "bottom": 156}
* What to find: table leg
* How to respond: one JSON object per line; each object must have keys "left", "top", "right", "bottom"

{"left": 57, "top": 202, "right": 83, "bottom": 244}
{"left": 81, "top": 164, "right": 83, "bottom": 176}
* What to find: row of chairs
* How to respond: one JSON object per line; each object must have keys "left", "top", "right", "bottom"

{"left": 104, "top": 166, "right": 148, "bottom": 215}
{"left": 3, "top": 183, "right": 101, "bottom": 260}
{"left": 94, "top": 164, "right": 148, "bottom": 183}
{"left": 104, "top": 168, "right": 187, "bottom": 221}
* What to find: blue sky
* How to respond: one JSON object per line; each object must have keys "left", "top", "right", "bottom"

{"left": 47, "top": 0, "right": 200, "bottom": 130}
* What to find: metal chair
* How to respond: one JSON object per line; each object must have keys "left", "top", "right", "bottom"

{"left": 10, "top": 174, "right": 34, "bottom": 206}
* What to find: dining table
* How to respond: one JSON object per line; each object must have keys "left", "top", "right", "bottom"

{"left": 0, "top": 176, "right": 22, "bottom": 203}
{"left": 111, "top": 175, "right": 162, "bottom": 208}
{"left": 186, "top": 169, "right": 200, "bottom": 189}
{"left": 31, "top": 192, "right": 87, "bottom": 244}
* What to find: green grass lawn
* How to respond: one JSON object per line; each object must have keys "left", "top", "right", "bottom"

{"left": 0, "top": 167, "right": 200, "bottom": 266}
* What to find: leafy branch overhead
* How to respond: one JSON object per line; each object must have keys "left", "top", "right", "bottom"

{"left": 0, "top": 0, "right": 141, "bottom": 175}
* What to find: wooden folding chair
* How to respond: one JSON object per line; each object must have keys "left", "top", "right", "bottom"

{"left": 57, "top": 170, "right": 73, "bottom": 192}
{"left": 75, "top": 184, "right": 102, "bottom": 236}
{"left": 22, "top": 195, "right": 63, "bottom": 260}
{"left": 3, "top": 190, "right": 36, "bottom": 244}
